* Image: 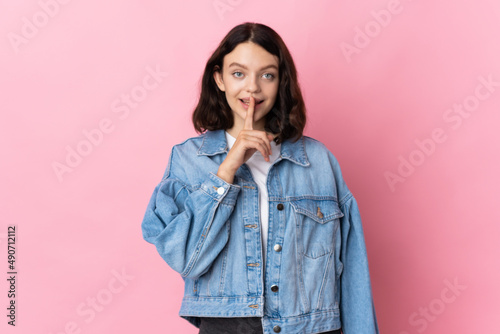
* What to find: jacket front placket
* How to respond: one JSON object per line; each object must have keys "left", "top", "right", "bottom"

{"left": 262, "top": 163, "right": 285, "bottom": 315}
{"left": 236, "top": 163, "right": 264, "bottom": 297}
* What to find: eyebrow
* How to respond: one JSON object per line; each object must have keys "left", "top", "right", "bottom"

{"left": 228, "top": 62, "right": 278, "bottom": 71}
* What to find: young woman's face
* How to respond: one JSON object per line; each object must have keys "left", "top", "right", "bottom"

{"left": 214, "top": 42, "right": 280, "bottom": 133}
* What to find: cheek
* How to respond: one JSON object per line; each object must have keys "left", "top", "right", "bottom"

{"left": 223, "top": 79, "right": 244, "bottom": 96}
{"left": 267, "top": 88, "right": 279, "bottom": 103}
{"left": 266, "top": 81, "right": 279, "bottom": 96}
{"left": 225, "top": 90, "right": 240, "bottom": 105}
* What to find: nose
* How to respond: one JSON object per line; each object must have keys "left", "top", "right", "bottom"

{"left": 245, "top": 74, "right": 260, "bottom": 94}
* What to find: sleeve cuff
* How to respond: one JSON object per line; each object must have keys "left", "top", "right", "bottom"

{"left": 199, "top": 172, "right": 241, "bottom": 205}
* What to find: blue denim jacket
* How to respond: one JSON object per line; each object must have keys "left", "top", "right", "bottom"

{"left": 141, "top": 129, "right": 379, "bottom": 334}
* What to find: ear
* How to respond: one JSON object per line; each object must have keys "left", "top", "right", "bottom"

{"left": 213, "top": 67, "right": 226, "bottom": 92}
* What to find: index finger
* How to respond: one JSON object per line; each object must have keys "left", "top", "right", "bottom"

{"left": 243, "top": 96, "right": 255, "bottom": 130}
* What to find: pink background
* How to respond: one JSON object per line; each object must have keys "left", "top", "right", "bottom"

{"left": 2, "top": 0, "right": 499, "bottom": 333}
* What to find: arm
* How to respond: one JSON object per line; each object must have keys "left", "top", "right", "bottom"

{"left": 141, "top": 146, "right": 241, "bottom": 279}
{"left": 339, "top": 193, "right": 379, "bottom": 334}
{"left": 324, "top": 149, "right": 379, "bottom": 333}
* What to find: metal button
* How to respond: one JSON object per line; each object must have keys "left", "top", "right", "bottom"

{"left": 271, "top": 284, "right": 279, "bottom": 292}
{"left": 273, "top": 325, "right": 281, "bottom": 333}
{"left": 217, "top": 187, "right": 225, "bottom": 195}
{"left": 277, "top": 203, "right": 284, "bottom": 210}
{"left": 273, "top": 244, "right": 282, "bottom": 252}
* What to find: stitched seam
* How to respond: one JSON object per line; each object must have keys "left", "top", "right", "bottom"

{"left": 339, "top": 192, "right": 353, "bottom": 207}
{"left": 181, "top": 198, "right": 219, "bottom": 278}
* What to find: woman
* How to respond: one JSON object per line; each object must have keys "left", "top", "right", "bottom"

{"left": 141, "top": 22, "right": 379, "bottom": 334}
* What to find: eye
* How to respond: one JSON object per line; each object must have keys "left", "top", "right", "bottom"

{"left": 232, "top": 71, "right": 244, "bottom": 78}
{"left": 263, "top": 73, "right": 275, "bottom": 80}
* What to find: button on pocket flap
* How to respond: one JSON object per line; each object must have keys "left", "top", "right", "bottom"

{"left": 291, "top": 199, "right": 344, "bottom": 224}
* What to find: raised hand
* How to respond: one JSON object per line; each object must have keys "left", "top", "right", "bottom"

{"left": 216, "top": 96, "right": 275, "bottom": 184}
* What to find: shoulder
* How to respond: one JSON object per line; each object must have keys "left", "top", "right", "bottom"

{"left": 302, "top": 135, "right": 342, "bottom": 167}
{"left": 302, "top": 135, "right": 328, "bottom": 150}
{"left": 160, "top": 132, "right": 205, "bottom": 180}
{"left": 172, "top": 132, "right": 205, "bottom": 151}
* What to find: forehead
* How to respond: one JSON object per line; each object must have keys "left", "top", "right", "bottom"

{"left": 223, "top": 42, "right": 278, "bottom": 69}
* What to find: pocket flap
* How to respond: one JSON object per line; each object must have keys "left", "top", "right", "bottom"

{"left": 291, "top": 198, "right": 344, "bottom": 224}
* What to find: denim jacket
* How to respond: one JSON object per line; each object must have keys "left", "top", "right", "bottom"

{"left": 141, "top": 129, "right": 379, "bottom": 334}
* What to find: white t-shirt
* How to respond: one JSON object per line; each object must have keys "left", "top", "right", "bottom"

{"left": 224, "top": 130, "right": 281, "bottom": 276}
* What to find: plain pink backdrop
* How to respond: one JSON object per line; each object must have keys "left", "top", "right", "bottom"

{"left": 2, "top": 0, "right": 500, "bottom": 333}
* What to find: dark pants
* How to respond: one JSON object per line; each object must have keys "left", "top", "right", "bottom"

{"left": 198, "top": 317, "right": 341, "bottom": 334}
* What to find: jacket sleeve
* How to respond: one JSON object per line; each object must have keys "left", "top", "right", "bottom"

{"left": 141, "top": 145, "right": 241, "bottom": 279}
{"left": 338, "top": 193, "right": 379, "bottom": 334}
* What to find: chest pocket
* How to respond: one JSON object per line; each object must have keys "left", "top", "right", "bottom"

{"left": 291, "top": 198, "right": 344, "bottom": 259}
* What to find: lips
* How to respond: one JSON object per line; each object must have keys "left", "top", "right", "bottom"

{"left": 240, "top": 98, "right": 264, "bottom": 105}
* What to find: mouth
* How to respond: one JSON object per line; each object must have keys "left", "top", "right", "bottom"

{"left": 240, "top": 98, "right": 264, "bottom": 106}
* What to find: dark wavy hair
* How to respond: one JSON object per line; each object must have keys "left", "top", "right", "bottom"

{"left": 192, "top": 22, "right": 306, "bottom": 144}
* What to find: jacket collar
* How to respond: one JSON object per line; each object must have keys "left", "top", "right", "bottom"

{"left": 197, "top": 129, "right": 310, "bottom": 167}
